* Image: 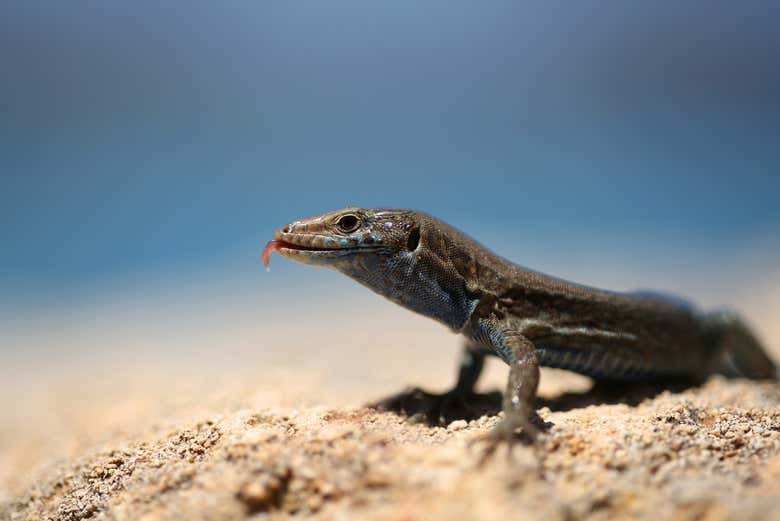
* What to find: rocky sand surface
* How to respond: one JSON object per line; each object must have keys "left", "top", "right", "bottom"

{"left": 2, "top": 374, "right": 780, "bottom": 521}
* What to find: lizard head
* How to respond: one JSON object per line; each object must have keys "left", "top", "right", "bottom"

{"left": 263, "top": 207, "right": 477, "bottom": 330}
{"left": 263, "top": 207, "right": 421, "bottom": 269}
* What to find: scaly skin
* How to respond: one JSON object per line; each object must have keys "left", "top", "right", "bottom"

{"left": 264, "top": 208, "right": 778, "bottom": 452}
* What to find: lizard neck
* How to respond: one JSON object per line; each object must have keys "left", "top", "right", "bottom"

{"left": 336, "top": 215, "right": 484, "bottom": 331}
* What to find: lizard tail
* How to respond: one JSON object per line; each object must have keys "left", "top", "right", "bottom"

{"left": 701, "top": 311, "right": 778, "bottom": 380}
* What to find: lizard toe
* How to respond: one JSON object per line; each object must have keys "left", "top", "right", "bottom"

{"left": 469, "top": 415, "right": 541, "bottom": 465}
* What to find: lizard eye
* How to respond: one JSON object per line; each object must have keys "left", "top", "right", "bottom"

{"left": 336, "top": 214, "right": 360, "bottom": 233}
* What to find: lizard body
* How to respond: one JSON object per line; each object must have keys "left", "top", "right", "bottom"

{"left": 264, "top": 208, "right": 777, "bottom": 448}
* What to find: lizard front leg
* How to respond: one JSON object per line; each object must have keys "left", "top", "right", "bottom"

{"left": 435, "top": 341, "right": 487, "bottom": 422}
{"left": 371, "top": 341, "right": 487, "bottom": 424}
{"left": 452, "top": 341, "right": 487, "bottom": 399}
{"left": 469, "top": 320, "right": 542, "bottom": 454}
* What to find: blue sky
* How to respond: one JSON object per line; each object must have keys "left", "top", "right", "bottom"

{"left": 2, "top": 1, "right": 779, "bottom": 321}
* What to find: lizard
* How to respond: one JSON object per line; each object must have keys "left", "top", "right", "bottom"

{"left": 262, "top": 207, "right": 778, "bottom": 452}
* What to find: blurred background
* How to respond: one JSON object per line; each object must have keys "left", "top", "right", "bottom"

{"left": 1, "top": 0, "right": 779, "bottom": 494}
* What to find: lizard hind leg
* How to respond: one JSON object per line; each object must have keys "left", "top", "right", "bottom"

{"left": 702, "top": 311, "right": 778, "bottom": 380}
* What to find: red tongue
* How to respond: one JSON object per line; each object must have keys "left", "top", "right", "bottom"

{"left": 262, "top": 240, "right": 282, "bottom": 267}
{"left": 262, "top": 239, "right": 326, "bottom": 267}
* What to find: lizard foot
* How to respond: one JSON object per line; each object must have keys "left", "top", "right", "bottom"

{"left": 369, "top": 387, "right": 496, "bottom": 425}
{"left": 469, "top": 412, "right": 547, "bottom": 465}
{"left": 435, "top": 388, "right": 478, "bottom": 424}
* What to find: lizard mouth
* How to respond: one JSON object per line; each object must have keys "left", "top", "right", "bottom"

{"left": 262, "top": 239, "right": 346, "bottom": 267}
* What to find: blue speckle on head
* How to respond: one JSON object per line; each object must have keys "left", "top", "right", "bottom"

{"left": 324, "top": 237, "right": 335, "bottom": 247}
{"left": 339, "top": 238, "right": 349, "bottom": 247}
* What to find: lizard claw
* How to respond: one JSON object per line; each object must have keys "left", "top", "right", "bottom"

{"left": 469, "top": 414, "right": 543, "bottom": 465}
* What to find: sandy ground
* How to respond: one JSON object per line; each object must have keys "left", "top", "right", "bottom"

{"left": 2, "top": 365, "right": 779, "bottom": 521}
{"left": 2, "top": 291, "right": 780, "bottom": 521}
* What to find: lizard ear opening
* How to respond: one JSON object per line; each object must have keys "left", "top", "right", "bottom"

{"left": 406, "top": 226, "right": 420, "bottom": 251}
